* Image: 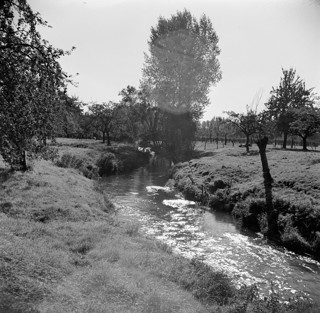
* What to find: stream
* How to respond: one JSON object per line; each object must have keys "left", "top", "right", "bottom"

{"left": 100, "top": 160, "right": 320, "bottom": 302}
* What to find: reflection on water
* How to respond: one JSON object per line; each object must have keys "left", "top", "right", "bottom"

{"left": 201, "top": 211, "right": 239, "bottom": 236}
{"left": 100, "top": 162, "right": 320, "bottom": 302}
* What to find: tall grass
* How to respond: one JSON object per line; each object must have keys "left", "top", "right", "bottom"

{"left": 56, "top": 152, "right": 99, "bottom": 179}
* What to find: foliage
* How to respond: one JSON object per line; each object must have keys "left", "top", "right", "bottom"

{"left": 56, "top": 153, "right": 98, "bottom": 178}
{"left": 88, "top": 102, "right": 120, "bottom": 145}
{"left": 118, "top": 85, "right": 162, "bottom": 145}
{"left": 142, "top": 9, "right": 221, "bottom": 161}
{"left": 143, "top": 9, "right": 221, "bottom": 117}
{"left": 96, "top": 152, "right": 119, "bottom": 176}
{"left": 0, "top": 0, "right": 73, "bottom": 170}
{"left": 54, "top": 94, "right": 83, "bottom": 138}
{"left": 289, "top": 106, "right": 320, "bottom": 150}
{"left": 265, "top": 68, "right": 315, "bottom": 149}
{"left": 225, "top": 108, "right": 262, "bottom": 152}
{"left": 161, "top": 111, "right": 197, "bottom": 162}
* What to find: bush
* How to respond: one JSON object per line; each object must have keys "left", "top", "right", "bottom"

{"left": 208, "top": 179, "right": 230, "bottom": 194}
{"left": 184, "top": 183, "right": 202, "bottom": 201}
{"left": 56, "top": 153, "right": 98, "bottom": 179}
{"left": 208, "top": 190, "right": 232, "bottom": 212}
{"left": 279, "top": 217, "right": 312, "bottom": 254}
{"left": 96, "top": 152, "right": 118, "bottom": 176}
{"left": 232, "top": 198, "right": 265, "bottom": 232}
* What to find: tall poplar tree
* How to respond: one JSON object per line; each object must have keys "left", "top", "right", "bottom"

{"left": 142, "top": 9, "right": 221, "bottom": 161}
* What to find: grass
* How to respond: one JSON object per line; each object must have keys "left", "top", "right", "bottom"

{"left": 54, "top": 138, "right": 149, "bottom": 177}
{"left": 0, "top": 140, "right": 318, "bottom": 312}
{"left": 171, "top": 142, "right": 320, "bottom": 259}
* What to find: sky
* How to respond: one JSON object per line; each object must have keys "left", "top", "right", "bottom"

{"left": 28, "top": 0, "right": 320, "bottom": 120}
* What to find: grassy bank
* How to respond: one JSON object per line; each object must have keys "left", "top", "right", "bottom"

{"left": 53, "top": 138, "right": 150, "bottom": 178}
{"left": 170, "top": 143, "right": 320, "bottom": 259}
{"left": 0, "top": 141, "right": 317, "bottom": 312}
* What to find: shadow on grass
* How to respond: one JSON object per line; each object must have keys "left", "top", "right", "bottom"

{"left": 0, "top": 168, "right": 12, "bottom": 185}
{"left": 192, "top": 150, "right": 216, "bottom": 159}
{"left": 272, "top": 147, "right": 320, "bottom": 153}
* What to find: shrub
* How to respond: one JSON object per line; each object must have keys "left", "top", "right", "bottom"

{"left": 208, "top": 179, "right": 230, "bottom": 194}
{"left": 279, "top": 217, "right": 312, "bottom": 254}
{"left": 184, "top": 183, "right": 202, "bottom": 201}
{"left": 96, "top": 152, "right": 118, "bottom": 176}
{"left": 232, "top": 198, "right": 265, "bottom": 232}
{"left": 208, "top": 190, "right": 231, "bottom": 212}
{"left": 56, "top": 153, "right": 98, "bottom": 179}
{"left": 57, "top": 153, "right": 84, "bottom": 169}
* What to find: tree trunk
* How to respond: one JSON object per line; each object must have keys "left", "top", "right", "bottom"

{"left": 20, "top": 151, "right": 27, "bottom": 171}
{"left": 245, "top": 134, "right": 250, "bottom": 152}
{"left": 107, "top": 131, "right": 111, "bottom": 146}
{"left": 102, "top": 131, "right": 106, "bottom": 143}
{"left": 282, "top": 131, "right": 288, "bottom": 149}
{"left": 302, "top": 137, "right": 307, "bottom": 151}
{"left": 256, "top": 137, "right": 278, "bottom": 240}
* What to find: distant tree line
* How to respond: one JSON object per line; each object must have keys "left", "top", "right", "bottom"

{"left": 199, "top": 69, "right": 320, "bottom": 152}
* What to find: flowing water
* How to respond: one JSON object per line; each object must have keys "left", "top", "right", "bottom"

{"left": 100, "top": 160, "right": 320, "bottom": 302}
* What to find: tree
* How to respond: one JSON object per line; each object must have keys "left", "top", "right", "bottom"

{"left": 225, "top": 108, "right": 260, "bottom": 152}
{"left": 120, "top": 86, "right": 161, "bottom": 147}
{"left": 54, "top": 95, "right": 83, "bottom": 138}
{"left": 256, "top": 136, "right": 278, "bottom": 240}
{"left": 289, "top": 106, "right": 320, "bottom": 150}
{"left": 142, "top": 9, "right": 221, "bottom": 161}
{"left": 0, "top": 0, "right": 72, "bottom": 170}
{"left": 211, "top": 117, "right": 225, "bottom": 148}
{"left": 88, "top": 102, "right": 120, "bottom": 145}
{"left": 79, "top": 112, "right": 95, "bottom": 139}
{"left": 265, "top": 68, "right": 314, "bottom": 149}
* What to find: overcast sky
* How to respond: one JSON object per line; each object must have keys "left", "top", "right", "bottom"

{"left": 29, "top": 0, "right": 320, "bottom": 120}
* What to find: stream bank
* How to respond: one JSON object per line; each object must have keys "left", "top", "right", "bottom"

{"left": 54, "top": 138, "right": 150, "bottom": 178}
{"left": 1, "top": 140, "right": 317, "bottom": 312}
{"left": 170, "top": 146, "right": 320, "bottom": 260}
